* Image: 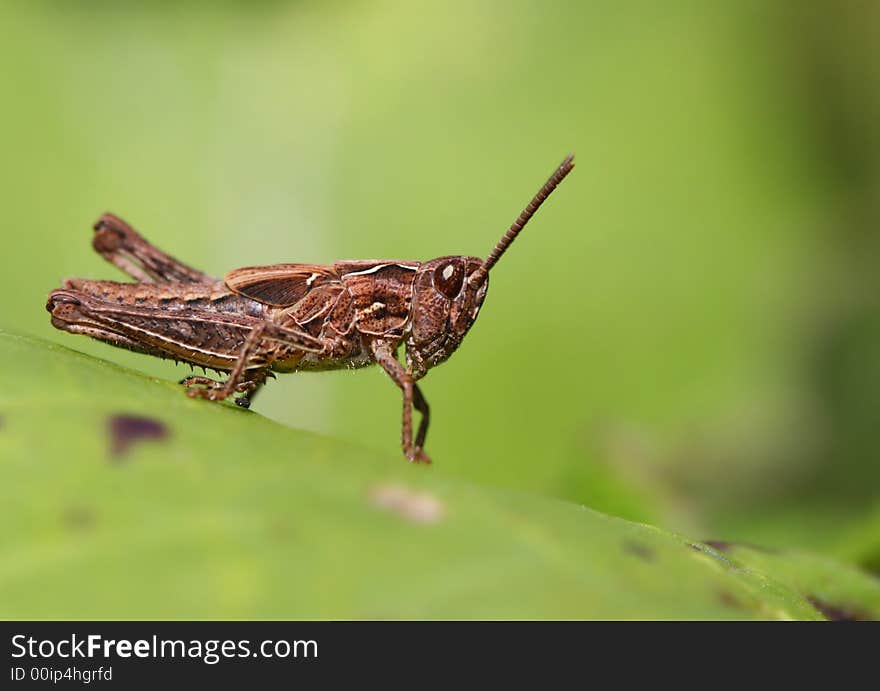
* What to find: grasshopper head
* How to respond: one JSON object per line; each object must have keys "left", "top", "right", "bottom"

{"left": 405, "top": 154, "right": 574, "bottom": 377}
{"left": 407, "top": 256, "right": 488, "bottom": 374}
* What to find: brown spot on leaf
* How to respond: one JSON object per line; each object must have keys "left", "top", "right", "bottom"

{"left": 63, "top": 506, "right": 96, "bottom": 532}
{"left": 717, "top": 590, "right": 747, "bottom": 611}
{"left": 622, "top": 540, "right": 655, "bottom": 562}
{"left": 107, "top": 414, "right": 168, "bottom": 459}
{"left": 269, "top": 518, "right": 297, "bottom": 543}
{"left": 368, "top": 483, "right": 445, "bottom": 525}
{"left": 704, "top": 540, "right": 734, "bottom": 553}
{"left": 807, "top": 596, "right": 871, "bottom": 621}
{"left": 703, "top": 539, "right": 777, "bottom": 554}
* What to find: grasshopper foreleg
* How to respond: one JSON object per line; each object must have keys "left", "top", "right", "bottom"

{"left": 371, "top": 340, "right": 431, "bottom": 464}
{"left": 413, "top": 383, "right": 430, "bottom": 450}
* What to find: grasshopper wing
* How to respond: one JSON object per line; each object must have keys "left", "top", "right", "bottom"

{"left": 225, "top": 264, "right": 341, "bottom": 307}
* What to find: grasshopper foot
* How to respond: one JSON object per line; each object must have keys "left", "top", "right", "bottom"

{"left": 185, "top": 386, "right": 229, "bottom": 402}
{"left": 407, "top": 447, "right": 432, "bottom": 465}
{"left": 181, "top": 375, "right": 260, "bottom": 405}
{"left": 180, "top": 375, "right": 229, "bottom": 402}
{"left": 180, "top": 375, "right": 221, "bottom": 389}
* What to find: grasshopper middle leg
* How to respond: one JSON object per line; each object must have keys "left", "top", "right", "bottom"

{"left": 182, "top": 323, "right": 268, "bottom": 403}
{"left": 181, "top": 368, "right": 269, "bottom": 408}
{"left": 181, "top": 320, "right": 328, "bottom": 406}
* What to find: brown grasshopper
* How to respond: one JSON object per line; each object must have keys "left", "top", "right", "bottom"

{"left": 47, "top": 155, "right": 575, "bottom": 463}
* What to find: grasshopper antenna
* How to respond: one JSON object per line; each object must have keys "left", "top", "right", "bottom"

{"left": 469, "top": 154, "right": 575, "bottom": 287}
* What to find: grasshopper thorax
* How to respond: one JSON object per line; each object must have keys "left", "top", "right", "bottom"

{"left": 407, "top": 255, "right": 488, "bottom": 375}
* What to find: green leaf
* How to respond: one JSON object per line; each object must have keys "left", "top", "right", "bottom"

{"left": 836, "top": 504, "right": 880, "bottom": 575}
{"left": 694, "top": 542, "right": 880, "bottom": 621}
{"left": 1, "top": 330, "right": 877, "bottom": 619}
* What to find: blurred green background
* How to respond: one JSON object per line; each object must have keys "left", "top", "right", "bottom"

{"left": 1, "top": 0, "right": 878, "bottom": 568}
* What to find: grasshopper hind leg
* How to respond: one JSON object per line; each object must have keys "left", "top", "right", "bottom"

{"left": 92, "top": 213, "right": 215, "bottom": 284}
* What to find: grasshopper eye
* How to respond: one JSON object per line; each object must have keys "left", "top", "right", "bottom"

{"left": 433, "top": 261, "right": 464, "bottom": 299}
